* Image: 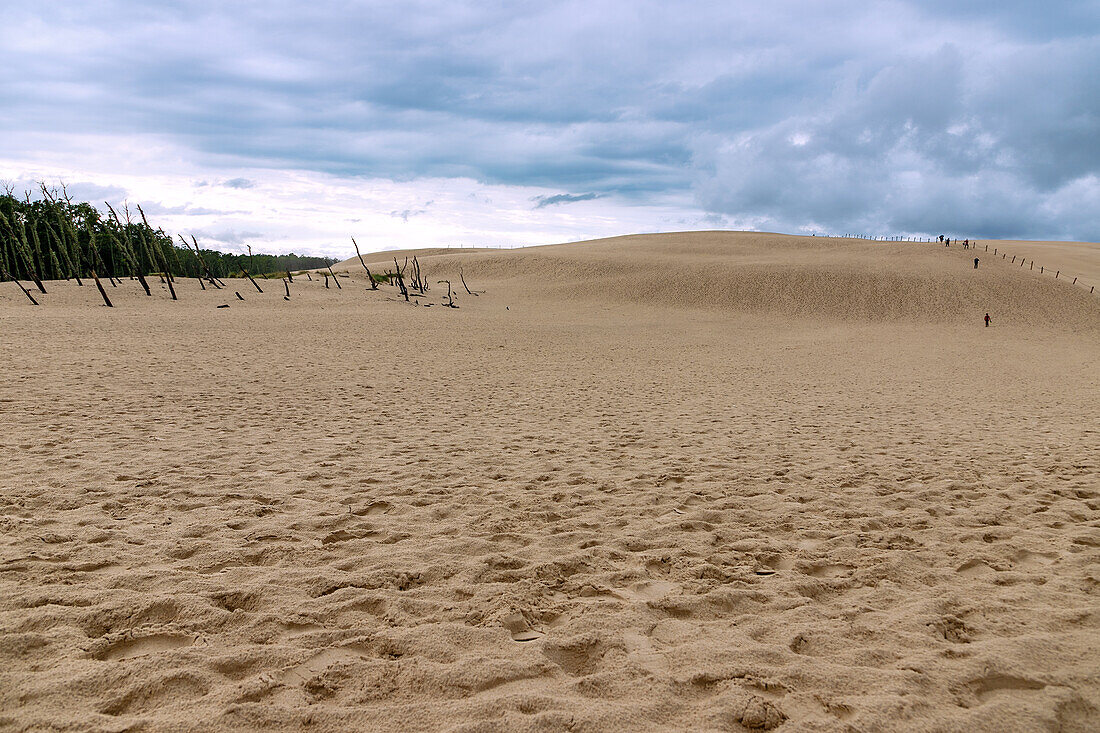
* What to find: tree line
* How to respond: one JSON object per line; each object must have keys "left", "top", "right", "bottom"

{"left": 0, "top": 185, "right": 337, "bottom": 286}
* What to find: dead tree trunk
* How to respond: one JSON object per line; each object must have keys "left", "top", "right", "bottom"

{"left": 394, "top": 258, "right": 409, "bottom": 301}
{"left": 191, "top": 235, "right": 226, "bottom": 287}
{"left": 459, "top": 269, "right": 479, "bottom": 296}
{"left": 242, "top": 269, "right": 264, "bottom": 293}
{"left": 352, "top": 237, "right": 379, "bottom": 290}
{"left": 283, "top": 279, "right": 291, "bottom": 300}
{"left": 327, "top": 265, "right": 342, "bottom": 289}
{"left": 91, "top": 270, "right": 113, "bottom": 307}
{"left": 2, "top": 269, "right": 39, "bottom": 305}
{"left": 180, "top": 235, "right": 221, "bottom": 288}
{"left": 437, "top": 280, "right": 457, "bottom": 307}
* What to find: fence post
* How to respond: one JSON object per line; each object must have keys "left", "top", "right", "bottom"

{"left": 1041, "top": 266, "right": 1044, "bottom": 273}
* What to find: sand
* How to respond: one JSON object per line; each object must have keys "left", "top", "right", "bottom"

{"left": 1, "top": 232, "right": 1098, "bottom": 732}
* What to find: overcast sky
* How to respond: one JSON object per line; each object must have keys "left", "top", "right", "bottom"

{"left": 2, "top": 1, "right": 1098, "bottom": 256}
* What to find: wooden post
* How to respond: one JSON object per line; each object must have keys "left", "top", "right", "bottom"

{"left": 235, "top": 291, "right": 244, "bottom": 300}
{"left": 1056, "top": 271, "right": 1059, "bottom": 278}
{"left": 1072, "top": 277, "right": 1077, "bottom": 284}
{"left": 324, "top": 272, "right": 330, "bottom": 288}
{"left": 90, "top": 270, "right": 113, "bottom": 307}
{"left": 283, "top": 278, "right": 290, "bottom": 300}
{"left": 327, "top": 265, "right": 342, "bottom": 289}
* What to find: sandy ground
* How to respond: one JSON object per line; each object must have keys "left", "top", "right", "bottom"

{"left": 1, "top": 232, "right": 1098, "bottom": 732}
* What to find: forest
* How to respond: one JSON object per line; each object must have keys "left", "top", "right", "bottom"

{"left": 0, "top": 185, "right": 337, "bottom": 287}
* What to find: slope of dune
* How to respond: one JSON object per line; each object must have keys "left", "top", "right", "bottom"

{"left": 338, "top": 232, "right": 1100, "bottom": 326}
{"left": 2, "top": 232, "right": 1098, "bottom": 732}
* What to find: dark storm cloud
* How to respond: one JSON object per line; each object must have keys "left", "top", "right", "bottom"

{"left": 3, "top": 1, "right": 1098, "bottom": 239}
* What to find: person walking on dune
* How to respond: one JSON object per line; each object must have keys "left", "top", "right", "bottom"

{"left": 984, "top": 313, "right": 991, "bottom": 327}
{"left": 974, "top": 258, "right": 979, "bottom": 269}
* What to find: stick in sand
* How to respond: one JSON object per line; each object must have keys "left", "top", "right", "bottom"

{"left": 327, "top": 264, "right": 342, "bottom": 289}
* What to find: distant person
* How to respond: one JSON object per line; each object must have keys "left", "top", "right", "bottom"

{"left": 939, "top": 234, "right": 944, "bottom": 242}
{"left": 974, "top": 258, "right": 979, "bottom": 269}
{"left": 946, "top": 238, "right": 950, "bottom": 247}
{"left": 964, "top": 239, "right": 969, "bottom": 249}
{"left": 984, "top": 313, "right": 991, "bottom": 327}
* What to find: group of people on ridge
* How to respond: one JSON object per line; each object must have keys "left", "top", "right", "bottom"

{"left": 939, "top": 234, "right": 971, "bottom": 249}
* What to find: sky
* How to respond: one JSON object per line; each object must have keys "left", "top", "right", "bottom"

{"left": 2, "top": 1, "right": 1098, "bottom": 257}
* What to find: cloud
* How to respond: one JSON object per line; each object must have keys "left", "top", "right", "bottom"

{"left": 0, "top": 1, "right": 1097, "bottom": 243}
{"left": 190, "top": 228, "right": 267, "bottom": 248}
{"left": 389, "top": 208, "right": 427, "bottom": 223}
{"left": 531, "top": 192, "right": 602, "bottom": 208}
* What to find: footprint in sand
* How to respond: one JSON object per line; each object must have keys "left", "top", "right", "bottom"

{"left": 279, "top": 644, "right": 372, "bottom": 685}
{"left": 968, "top": 673, "right": 1046, "bottom": 706}
{"left": 351, "top": 501, "right": 393, "bottom": 516}
{"left": 502, "top": 612, "right": 545, "bottom": 642}
{"left": 956, "top": 559, "right": 996, "bottom": 577}
{"left": 97, "top": 633, "right": 193, "bottom": 661}
{"left": 1012, "top": 549, "right": 1058, "bottom": 568}
{"left": 619, "top": 579, "right": 677, "bottom": 602}
{"left": 755, "top": 556, "right": 794, "bottom": 576}
{"left": 803, "top": 563, "right": 855, "bottom": 578}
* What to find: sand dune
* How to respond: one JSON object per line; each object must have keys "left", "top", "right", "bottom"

{"left": 340, "top": 232, "right": 1100, "bottom": 325}
{"left": 2, "top": 232, "right": 1098, "bottom": 731}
